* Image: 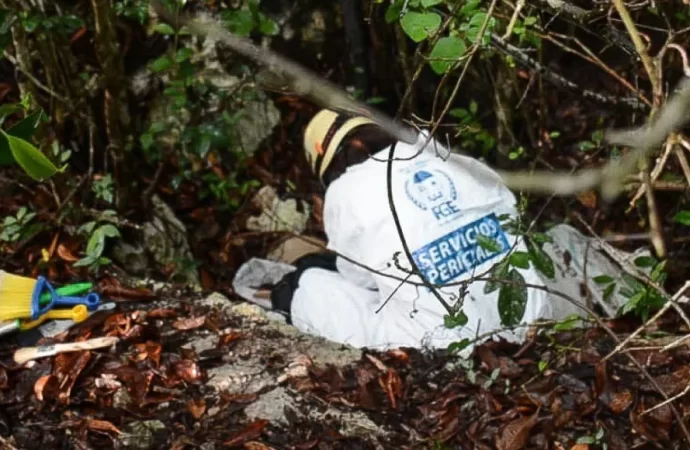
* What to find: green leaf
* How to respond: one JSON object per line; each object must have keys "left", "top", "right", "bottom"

{"left": 98, "top": 224, "right": 120, "bottom": 239}
{"left": 509, "top": 251, "right": 530, "bottom": 269}
{"left": 0, "top": 9, "right": 13, "bottom": 35}
{"left": 477, "top": 234, "right": 502, "bottom": 253}
{"left": 385, "top": 1, "right": 404, "bottom": 23}
{"left": 498, "top": 269, "right": 527, "bottom": 326}
{"left": 529, "top": 232, "right": 553, "bottom": 244}
{"left": 469, "top": 100, "right": 478, "bottom": 115}
{"left": 484, "top": 260, "right": 508, "bottom": 294}
{"left": 258, "top": 14, "right": 279, "bottom": 35}
{"left": 465, "top": 12, "right": 495, "bottom": 43}
{"left": 428, "top": 36, "right": 466, "bottom": 74}
{"left": 593, "top": 275, "right": 614, "bottom": 285}
{"left": 153, "top": 23, "right": 175, "bottom": 35}
{"left": 443, "top": 310, "right": 468, "bottom": 329}
{"left": 140, "top": 132, "right": 154, "bottom": 151}
{"left": 0, "top": 131, "right": 59, "bottom": 180}
{"left": 553, "top": 314, "right": 582, "bottom": 331}
{"left": 603, "top": 282, "right": 616, "bottom": 303}
{"left": 149, "top": 54, "right": 173, "bottom": 73}
{"left": 175, "top": 47, "right": 194, "bottom": 63}
{"left": 528, "top": 240, "right": 555, "bottom": 279}
{"left": 447, "top": 338, "right": 471, "bottom": 354}
{"left": 366, "top": 96, "right": 387, "bottom": 105}
{"left": 0, "top": 141, "right": 12, "bottom": 165}
{"left": 73, "top": 254, "right": 98, "bottom": 268}
{"left": 21, "top": 15, "right": 40, "bottom": 33}
{"left": 223, "top": 10, "right": 255, "bottom": 36}
{"left": 78, "top": 221, "right": 97, "bottom": 236}
{"left": 651, "top": 260, "right": 667, "bottom": 282}
{"left": 460, "top": 0, "right": 481, "bottom": 17}
{"left": 421, "top": 0, "right": 444, "bottom": 7}
{"left": 673, "top": 210, "right": 690, "bottom": 226}
{"left": 449, "top": 108, "right": 467, "bottom": 119}
{"left": 6, "top": 108, "right": 45, "bottom": 141}
{"left": 621, "top": 291, "right": 646, "bottom": 315}
{"left": 538, "top": 360, "right": 547, "bottom": 372}
{"left": 0, "top": 109, "right": 45, "bottom": 166}
{"left": 523, "top": 16, "right": 537, "bottom": 26}
{"left": 0, "top": 103, "right": 23, "bottom": 125}
{"left": 400, "top": 11, "right": 441, "bottom": 42}
{"left": 86, "top": 229, "right": 106, "bottom": 258}
{"left": 634, "top": 256, "right": 657, "bottom": 268}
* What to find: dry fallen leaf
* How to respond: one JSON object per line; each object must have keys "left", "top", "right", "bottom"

{"left": 570, "top": 445, "right": 589, "bottom": 450}
{"left": 187, "top": 397, "right": 206, "bottom": 419}
{"left": 607, "top": 390, "right": 633, "bottom": 414}
{"left": 147, "top": 308, "right": 178, "bottom": 318}
{"left": 378, "top": 369, "right": 403, "bottom": 410}
{"left": 223, "top": 419, "right": 269, "bottom": 447}
{"left": 98, "top": 277, "right": 158, "bottom": 301}
{"left": 495, "top": 412, "right": 539, "bottom": 450}
{"left": 171, "top": 359, "right": 202, "bottom": 383}
{"left": 244, "top": 442, "right": 274, "bottom": 450}
{"left": 34, "top": 375, "right": 54, "bottom": 401}
{"left": 172, "top": 316, "right": 207, "bottom": 331}
{"left": 86, "top": 419, "right": 121, "bottom": 435}
{"left": 630, "top": 399, "right": 672, "bottom": 441}
{"left": 576, "top": 190, "right": 597, "bottom": 209}
{"left": 218, "top": 331, "right": 244, "bottom": 347}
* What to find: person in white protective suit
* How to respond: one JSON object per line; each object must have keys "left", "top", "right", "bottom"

{"left": 267, "top": 109, "right": 634, "bottom": 354}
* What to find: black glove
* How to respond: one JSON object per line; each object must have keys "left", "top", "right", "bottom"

{"left": 271, "top": 251, "right": 338, "bottom": 323}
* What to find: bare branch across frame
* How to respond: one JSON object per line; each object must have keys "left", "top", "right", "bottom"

{"left": 151, "top": 2, "right": 690, "bottom": 204}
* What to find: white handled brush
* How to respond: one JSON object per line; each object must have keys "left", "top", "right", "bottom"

{"left": 13, "top": 336, "right": 119, "bottom": 365}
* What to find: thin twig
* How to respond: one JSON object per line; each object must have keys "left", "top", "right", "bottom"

{"left": 490, "top": 33, "right": 647, "bottom": 110}
{"left": 627, "top": 138, "right": 674, "bottom": 211}
{"left": 642, "top": 167, "right": 666, "bottom": 258}
{"left": 610, "top": 0, "right": 658, "bottom": 99}
{"left": 602, "top": 282, "right": 690, "bottom": 362}
{"left": 503, "top": 0, "right": 526, "bottom": 40}
{"left": 641, "top": 383, "right": 690, "bottom": 416}
{"left": 542, "top": 31, "right": 651, "bottom": 107}
{"left": 675, "top": 142, "right": 690, "bottom": 186}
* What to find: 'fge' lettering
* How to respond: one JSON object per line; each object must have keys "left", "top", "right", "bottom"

{"left": 432, "top": 201, "right": 460, "bottom": 219}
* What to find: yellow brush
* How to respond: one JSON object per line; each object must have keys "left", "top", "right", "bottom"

{"left": 19, "top": 304, "right": 89, "bottom": 330}
{"left": 0, "top": 271, "right": 51, "bottom": 321}
{"left": 0, "top": 271, "right": 99, "bottom": 321}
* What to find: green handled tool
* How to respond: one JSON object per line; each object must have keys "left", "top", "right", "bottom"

{"left": 38, "top": 282, "right": 93, "bottom": 306}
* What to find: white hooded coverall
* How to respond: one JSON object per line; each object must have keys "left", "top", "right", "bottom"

{"left": 288, "top": 132, "right": 628, "bottom": 353}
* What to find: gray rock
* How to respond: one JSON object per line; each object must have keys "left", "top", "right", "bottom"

{"left": 111, "top": 241, "right": 149, "bottom": 275}
{"left": 200, "top": 292, "right": 234, "bottom": 310}
{"left": 229, "top": 302, "right": 267, "bottom": 320}
{"left": 244, "top": 387, "right": 295, "bottom": 426}
{"left": 234, "top": 99, "right": 281, "bottom": 157}
{"left": 206, "top": 360, "right": 274, "bottom": 394}
{"left": 307, "top": 407, "right": 383, "bottom": 438}
{"left": 120, "top": 420, "right": 167, "bottom": 449}
{"left": 182, "top": 334, "right": 217, "bottom": 353}
{"left": 142, "top": 195, "right": 199, "bottom": 287}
